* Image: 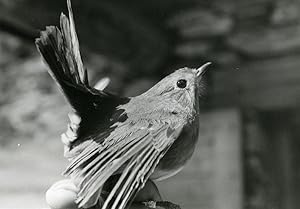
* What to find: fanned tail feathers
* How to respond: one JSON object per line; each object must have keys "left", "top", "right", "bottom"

{"left": 35, "top": 0, "right": 101, "bottom": 115}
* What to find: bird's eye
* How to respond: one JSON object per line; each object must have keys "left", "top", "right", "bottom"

{"left": 176, "top": 79, "right": 187, "bottom": 88}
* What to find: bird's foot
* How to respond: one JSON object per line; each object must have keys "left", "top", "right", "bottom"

{"left": 156, "top": 201, "right": 181, "bottom": 209}
{"left": 143, "top": 200, "right": 157, "bottom": 208}
{"left": 142, "top": 201, "right": 181, "bottom": 209}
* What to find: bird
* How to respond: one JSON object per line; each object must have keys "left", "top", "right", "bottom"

{"left": 35, "top": 1, "right": 211, "bottom": 209}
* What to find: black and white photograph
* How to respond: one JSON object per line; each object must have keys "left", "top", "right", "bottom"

{"left": 0, "top": 0, "right": 300, "bottom": 209}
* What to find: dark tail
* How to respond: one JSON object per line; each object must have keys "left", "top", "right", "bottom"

{"left": 35, "top": 0, "right": 97, "bottom": 115}
{"left": 35, "top": 0, "right": 130, "bottom": 146}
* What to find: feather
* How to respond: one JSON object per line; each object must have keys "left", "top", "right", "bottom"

{"left": 77, "top": 134, "right": 150, "bottom": 207}
{"left": 63, "top": 119, "right": 184, "bottom": 209}
{"left": 67, "top": 0, "right": 85, "bottom": 79}
{"left": 35, "top": 0, "right": 127, "bottom": 115}
{"left": 106, "top": 145, "right": 155, "bottom": 209}
{"left": 36, "top": 0, "right": 130, "bottom": 152}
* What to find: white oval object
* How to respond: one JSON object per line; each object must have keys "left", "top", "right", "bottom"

{"left": 46, "top": 179, "right": 79, "bottom": 209}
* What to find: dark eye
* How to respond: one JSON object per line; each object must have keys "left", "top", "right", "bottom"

{"left": 176, "top": 79, "right": 187, "bottom": 88}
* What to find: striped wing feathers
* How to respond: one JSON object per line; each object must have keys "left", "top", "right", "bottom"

{"left": 64, "top": 120, "right": 183, "bottom": 209}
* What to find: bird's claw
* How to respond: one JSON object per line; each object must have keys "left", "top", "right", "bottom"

{"left": 143, "top": 200, "right": 157, "bottom": 209}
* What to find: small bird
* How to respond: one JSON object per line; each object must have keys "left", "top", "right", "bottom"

{"left": 35, "top": 1, "right": 211, "bottom": 209}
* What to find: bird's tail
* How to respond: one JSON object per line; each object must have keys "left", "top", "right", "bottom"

{"left": 35, "top": 2, "right": 106, "bottom": 206}
{"left": 35, "top": 0, "right": 95, "bottom": 115}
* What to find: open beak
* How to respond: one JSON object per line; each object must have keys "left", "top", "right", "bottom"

{"left": 196, "top": 62, "right": 211, "bottom": 77}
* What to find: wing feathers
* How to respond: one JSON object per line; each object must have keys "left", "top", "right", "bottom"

{"left": 107, "top": 146, "right": 155, "bottom": 209}
{"left": 63, "top": 121, "right": 183, "bottom": 209}
{"left": 116, "top": 149, "right": 159, "bottom": 209}
{"left": 75, "top": 133, "right": 151, "bottom": 208}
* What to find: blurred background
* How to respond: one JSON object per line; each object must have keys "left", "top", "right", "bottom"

{"left": 0, "top": 0, "right": 300, "bottom": 209}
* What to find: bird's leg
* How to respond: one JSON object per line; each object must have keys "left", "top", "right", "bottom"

{"left": 130, "top": 180, "right": 172, "bottom": 209}
{"left": 135, "top": 180, "right": 181, "bottom": 209}
{"left": 134, "top": 180, "right": 162, "bottom": 209}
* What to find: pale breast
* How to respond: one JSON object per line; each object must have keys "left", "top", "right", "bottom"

{"left": 151, "top": 119, "right": 199, "bottom": 180}
{"left": 150, "top": 165, "right": 185, "bottom": 181}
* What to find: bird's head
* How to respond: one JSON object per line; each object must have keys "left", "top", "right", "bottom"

{"left": 142, "top": 62, "right": 211, "bottom": 111}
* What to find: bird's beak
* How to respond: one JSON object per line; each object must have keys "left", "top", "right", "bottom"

{"left": 196, "top": 62, "right": 211, "bottom": 77}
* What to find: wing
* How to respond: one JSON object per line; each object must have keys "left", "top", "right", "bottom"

{"left": 63, "top": 119, "right": 184, "bottom": 209}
